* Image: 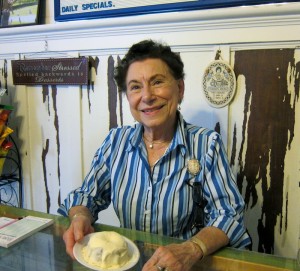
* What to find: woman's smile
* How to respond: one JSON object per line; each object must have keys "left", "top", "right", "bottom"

{"left": 141, "top": 105, "right": 165, "bottom": 114}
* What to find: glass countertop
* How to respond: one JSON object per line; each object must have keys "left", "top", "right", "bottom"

{"left": 0, "top": 205, "right": 299, "bottom": 271}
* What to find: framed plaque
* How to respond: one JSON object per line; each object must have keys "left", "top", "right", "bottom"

{"left": 54, "top": 0, "right": 296, "bottom": 22}
{"left": 202, "top": 60, "right": 236, "bottom": 108}
{"left": 11, "top": 58, "right": 89, "bottom": 85}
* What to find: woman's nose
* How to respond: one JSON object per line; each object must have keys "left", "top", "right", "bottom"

{"left": 141, "top": 85, "right": 155, "bottom": 102}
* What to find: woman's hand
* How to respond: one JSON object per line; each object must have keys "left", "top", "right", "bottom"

{"left": 63, "top": 210, "right": 95, "bottom": 259}
{"left": 142, "top": 241, "right": 201, "bottom": 271}
{"left": 142, "top": 227, "right": 229, "bottom": 271}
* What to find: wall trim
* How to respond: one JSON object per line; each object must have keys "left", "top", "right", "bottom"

{"left": 0, "top": 3, "right": 299, "bottom": 42}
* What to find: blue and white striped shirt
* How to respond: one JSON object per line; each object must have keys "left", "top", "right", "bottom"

{"left": 58, "top": 113, "right": 251, "bottom": 248}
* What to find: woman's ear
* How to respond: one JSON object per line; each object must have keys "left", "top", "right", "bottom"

{"left": 178, "top": 79, "right": 185, "bottom": 101}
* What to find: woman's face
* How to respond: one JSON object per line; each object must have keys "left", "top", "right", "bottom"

{"left": 126, "top": 58, "right": 184, "bottom": 131}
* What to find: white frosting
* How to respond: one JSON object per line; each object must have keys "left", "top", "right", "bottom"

{"left": 82, "top": 231, "right": 130, "bottom": 269}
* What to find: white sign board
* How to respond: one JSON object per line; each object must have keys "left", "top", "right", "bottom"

{"left": 54, "top": 0, "right": 288, "bottom": 22}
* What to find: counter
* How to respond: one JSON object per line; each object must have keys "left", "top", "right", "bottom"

{"left": 0, "top": 205, "right": 298, "bottom": 271}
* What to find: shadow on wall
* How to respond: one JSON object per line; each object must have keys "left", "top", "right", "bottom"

{"left": 183, "top": 109, "right": 223, "bottom": 133}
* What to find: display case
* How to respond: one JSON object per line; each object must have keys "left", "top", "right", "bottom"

{"left": 0, "top": 135, "right": 22, "bottom": 208}
{"left": 0, "top": 104, "right": 22, "bottom": 208}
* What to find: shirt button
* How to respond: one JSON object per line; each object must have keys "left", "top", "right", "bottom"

{"left": 144, "top": 210, "right": 151, "bottom": 215}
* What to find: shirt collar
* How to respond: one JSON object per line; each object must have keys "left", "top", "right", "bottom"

{"left": 171, "top": 112, "right": 188, "bottom": 157}
{"left": 127, "top": 123, "right": 143, "bottom": 151}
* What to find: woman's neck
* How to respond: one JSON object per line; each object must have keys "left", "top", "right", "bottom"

{"left": 143, "top": 135, "right": 171, "bottom": 149}
{"left": 142, "top": 112, "right": 178, "bottom": 149}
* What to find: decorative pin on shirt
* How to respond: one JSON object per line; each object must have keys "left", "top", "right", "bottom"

{"left": 187, "top": 159, "right": 201, "bottom": 176}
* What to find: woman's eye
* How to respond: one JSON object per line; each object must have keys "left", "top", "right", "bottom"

{"left": 129, "top": 85, "right": 141, "bottom": 91}
{"left": 153, "top": 80, "right": 163, "bottom": 85}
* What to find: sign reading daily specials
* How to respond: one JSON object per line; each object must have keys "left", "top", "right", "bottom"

{"left": 57, "top": 0, "right": 190, "bottom": 15}
{"left": 54, "top": 0, "right": 280, "bottom": 21}
{"left": 11, "top": 57, "right": 88, "bottom": 85}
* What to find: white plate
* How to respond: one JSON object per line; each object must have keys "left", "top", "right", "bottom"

{"left": 73, "top": 232, "right": 140, "bottom": 271}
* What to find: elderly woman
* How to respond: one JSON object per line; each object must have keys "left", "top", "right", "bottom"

{"left": 58, "top": 39, "right": 251, "bottom": 271}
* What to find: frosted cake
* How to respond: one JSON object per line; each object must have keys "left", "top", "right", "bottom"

{"left": 82, "top": 231, "right": 130, "bottom": 269}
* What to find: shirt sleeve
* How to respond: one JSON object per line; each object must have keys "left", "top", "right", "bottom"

{"left": 57, "top": 134, "right": 112, "bottom": 221}
{"left": 202, "top": 132, "right": 251, "bottom": 248}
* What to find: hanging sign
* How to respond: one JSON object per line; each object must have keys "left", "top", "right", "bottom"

{"left": 11, "top": 57, "right": 89, "bottom": 85}
{"left": 54, "top": 0, "right": 292, "bottom": 22}
{"left": 202, "top": 60, "right": 236, "bottom": 108}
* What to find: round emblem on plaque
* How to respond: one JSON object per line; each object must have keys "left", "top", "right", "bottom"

{"left": 202, "top": 60, "right": 236, "bottom": 108}
{"left": 187, "top": 159, "right": 201, "bottom": 176}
